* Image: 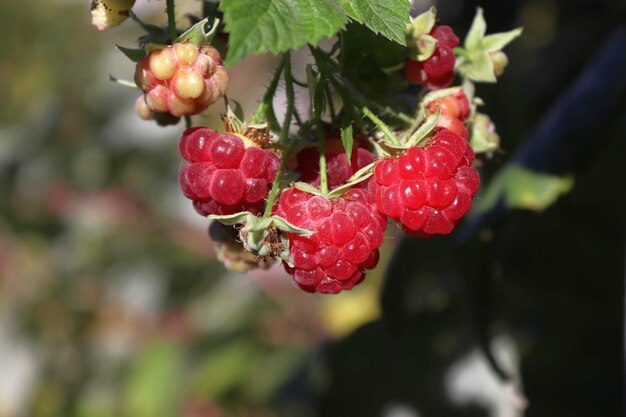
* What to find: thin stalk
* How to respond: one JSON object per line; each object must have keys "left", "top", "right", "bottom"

{"left": 184, "top": 115, "right": 191, "bottom": 129}
{"left": 263, "top": 52, "right": 296, "bottom": 217}
{"left": 251, "top": 59, "right": 285, "bottom": 125}
{"left": 166, "top": 0, "right": 178, "bottom": 43}
{"left": 316, "top": 122, "right": 329, "bottom": 194}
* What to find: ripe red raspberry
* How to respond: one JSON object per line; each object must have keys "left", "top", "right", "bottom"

{"left": 369, "top": 129, "right": 479, "bottom": 237}
{"left": 406, "top": 25, "right": 460, "bottom": 89}
{"left": 135, "top": 43, "right": 229, "bottom": 117}
{"left": 427, "top": 91, "right": 471, "bottom": 140}
{"left": 178, "top": 127, "right": 279, "bottom": 216}
{"left": 274, "top": 188, "right": 387, "bottom": 294}
{"left": 292, "top": 138, "right": 376, "bottom": 189}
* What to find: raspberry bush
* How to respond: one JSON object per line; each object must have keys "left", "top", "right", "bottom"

{"left": 98, "top": 1, "right": 521, "bottom": 294}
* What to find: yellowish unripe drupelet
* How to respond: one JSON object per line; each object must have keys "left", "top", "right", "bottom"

{"left": 172, "top": 70, "right": 205, "bottom": 99}
{"left": 149, "top": 48, "right": 177, "bottom": 80}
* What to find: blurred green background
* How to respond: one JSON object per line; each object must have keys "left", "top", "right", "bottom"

{"left": 0, "top": 1, "right": 624, "bottom": 417}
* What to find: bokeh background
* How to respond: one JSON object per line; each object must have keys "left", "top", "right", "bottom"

{"left": 0, "top": 0, "right": 624, "bottom": 416}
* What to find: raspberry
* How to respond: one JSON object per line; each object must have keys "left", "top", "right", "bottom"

{"left": 427, "top": 91, "right": 471, "bottom": 140}
{"left": 369, "top": 130, "right": 479, "bottom": 237}
{"left": 134, "top": 95, "right": 181, "bottom": 126}
{"left": 293, "top": 138, "right": 376, "bottom": 189}
{"left": 135, "top": 43, "right": 229, "bottom": 117}
{"left": 274, "top": 188, "right": 387, "bottom": 294}
{"left": 406, "top": 25, "right": 460, "bottom": 89}
{"left": 178, "top": 127, "right": 279, "bottom": 216}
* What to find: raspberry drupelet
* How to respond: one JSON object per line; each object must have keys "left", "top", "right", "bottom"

{"left": 274, "top": 188, "right": 387, "bottom": 294}
{"left": 178, "top": 127, "right": 279, "bottom": 216}
{"left": 369, "top": 129, "right": 479, "bottom": 237}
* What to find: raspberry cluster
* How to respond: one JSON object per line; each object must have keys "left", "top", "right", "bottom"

{"left": 274, "top": 188, "right": 387, "bottom": 294}
{"left": 135, "top": 43, "right": 229, "bottom": 117}
{"left": 178, "top": 127, "right": 279, "bottom": 216}
{"left": 369, "top": 129, "right": 479, "bottom": 237}
{"left": 406, "top": 25, "right": 460, "bottom": 89}
{"left": 293, "top": 138, "right": 376, "bottom": 190}
{"left": 428, "top": 90, "right": 471, "bottom": 140}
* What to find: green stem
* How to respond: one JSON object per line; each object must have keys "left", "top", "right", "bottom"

{"left": 166, "top": 0, "right": 178, "bottom": 43}
{"left": 263, "top": 52, "right": 296, "bottom": 217}
{"left": 184, "top": 115, "right": 191, "bottom": 129}
{"left": 362, "top": 107, "right": 401, "bottom": 145}
{"left": 316, "top": 122, "right": 329, "bottom": 194}
{"left": 251, "top": 59, "right": 285, "bottom": 126}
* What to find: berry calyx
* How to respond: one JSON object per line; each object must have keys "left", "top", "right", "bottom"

{"left": 370, "top": 129, "right": 479, "bottom": 237}
{"left": 178, "top": 127, "right": 279, "bottom": 216}
{"left": 135, "top": 43, "right": 229, "bottom": 117}
{"left": 274, "top": 188, "right": 387, "bottom": 294}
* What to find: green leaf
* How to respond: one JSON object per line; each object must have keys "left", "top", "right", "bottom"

{"left": 465, "top": 7, "right": 486, "bottom": 50}
{"left": 340, "top": 124, "right": 354, "bottom": 162}
{"left": 475, "top": 164, "right": 575, "bottom": 214}
{"left": 481, "top": 27, "right": 523, "bottom": 52}
{"left": 116, "top": 44, "right": 145, "bottom": 62}
{"left": 339, "top": 0, "right": 410, "bottom": 45}
{"left": 220, "top": 0, "right": 347, "bottom": 66}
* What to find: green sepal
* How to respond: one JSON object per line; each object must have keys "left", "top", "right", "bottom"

{"left": 474, "top": 164, "right": 574, "bottom": 214}
{"left": 293, "top": 182, "right": 326, "bottom": 197}
{"left": 456, "top": 8, "right": 522, "bottom": 82}
{"left": 407, "top": 109, "right": 441, "bottom": 147}
{"left": 422, "top": 86, "right": 463, "bottom": 105}
{"left": 457, "top": 51, "right": 497, "bottom": 83}
{"left": 340, "top": 124, "right": 354, "bottom": 162}
{"left": 109, "top": 74, "right": 139, "bottom": 89}
{"left": 116, "top": 44, "right": 146, "bottom": 62}
{"left": 482, "top": 27, "right": 523, "bottom": 52}
{"left": 176, "top": 17, "right": 220, "bottom": 46}
{"left": 464, "top": 7, "right": 487, "bottom": 50}
{"left": 327, "top": 162, "right": 376, "bottom": 198}
{"left": 362, "top": 107, "right": 400, "bottom": 145}
{"left": 469, "top": 112, "right": 500, "bottom": 154}
{"left": 407, "top": 6, "right": 436, "bottom": 39}
{"left": 209, "top": 211, "right": 313, "bottom": 264}
{"left": 413, "top": 34, "right": 437, "bottom": 61}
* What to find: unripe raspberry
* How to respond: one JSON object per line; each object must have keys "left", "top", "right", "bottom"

{"left": 135, "top": 43, "right": 229, "bottom": 117}
{"left": 178, "top": 128, "right": 279, "bottom": 216}
{"left": 274, "top": 188, "right": 387, "bottom": 294}
{"left": 370, "top": 130, "right": 479, "bottom": 237}
{"left": 292, "top": 137, "right": 376, "bottom": 190}
{"left": 427, "top": 90, "right": 470, "bottom": 139}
